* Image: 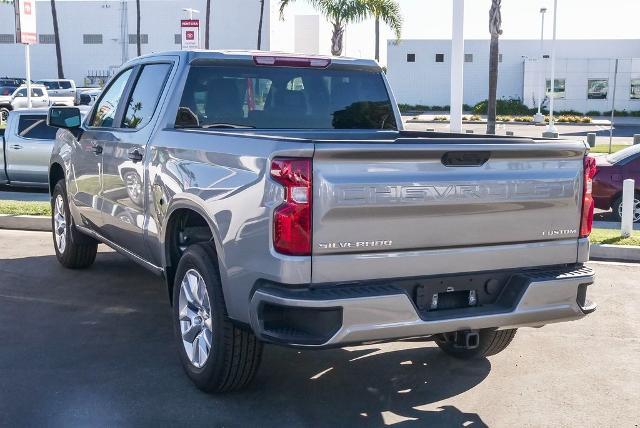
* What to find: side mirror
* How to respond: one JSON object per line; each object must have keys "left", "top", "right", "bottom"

{"left": 48, "top": 106, "right": 82, "bottom": 129}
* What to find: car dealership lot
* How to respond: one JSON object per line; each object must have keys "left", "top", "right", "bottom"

{"left": 0, "top": 229, "right": 638, "bottom": 427}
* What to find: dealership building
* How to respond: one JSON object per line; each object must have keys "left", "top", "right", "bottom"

{"left": 0, "top": 0, "right": 367, "bottom": 86}
{"left": 386, "top": 39, "right": 640, "bottom": 113}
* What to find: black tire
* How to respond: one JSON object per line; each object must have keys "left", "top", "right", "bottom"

{"left": 172, "top": 242, "right": 263, "bottom": 393}
{"left": 51, "top": 179, "right": 98, "bottom": 269}
{"left": 435, "top": 328, "right": 517, "bottom": 360}
{"left": 612, "top": 195, "right": 640, "bottom": 223}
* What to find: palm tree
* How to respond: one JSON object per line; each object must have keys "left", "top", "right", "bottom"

{"left": 366, "top": 0, "right": 401, "bottom": 63}
{"left": 205, "top": 0, "right": 211, "bottom": 49}
{"left": 280, "top": 0, "right": 401, "bottom": 57}
{"left": 135, "top": 0, "right": 141, "bottom": 56}
{"left": 51, "top": 0, "right": 64, "bottom": 78}
{"left": 257, "top": 0, "right": 265, "bottom": 49}
{"left": 486, "top": 0, "right": 502, "bottom": 134}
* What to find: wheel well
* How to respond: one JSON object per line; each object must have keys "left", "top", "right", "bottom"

{"left": 49, "top": 163, "right": 64, "bottom": 195}
{"left": 165, "top": 208, "right": 215, "bottom": 300}
{"left": 0, "top": 104, "right": 12, "bottom": 110}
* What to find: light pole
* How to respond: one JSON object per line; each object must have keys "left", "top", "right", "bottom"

{"left": 182, "top": 7, "right": 200, "bottom": 19}
{"left": 450, "top": 0, "right": 465, "bottom": 134}
{"left": 533, "top": 7, "right": 547, "bottom": 124}
{"left": 543, "top": 0, "right": 558, "bottom": 138}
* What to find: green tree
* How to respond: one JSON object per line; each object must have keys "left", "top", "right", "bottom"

{"left": 279, "top": 0, "right": 401, "bottom": 57}
{"left": 367, "top": 0, "right": 401, "bottom": 62}
{"left": 257, "top": 0, "right": 265, "bottom": 49}
{"left": 50, "top": 0, "right": 64, "bottom": 78}
{"left": 486, "top": 0, "right": 502, "bottom": 134}
{"left": 135, "top": 0, "right": 141, "bottom": 56}
{"left": 205, "top": 0, "right": 211, "bottom": 49}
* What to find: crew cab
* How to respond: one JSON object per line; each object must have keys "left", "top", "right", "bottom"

{"left": 47, "top": 50, "right": 596, "bottom": 393}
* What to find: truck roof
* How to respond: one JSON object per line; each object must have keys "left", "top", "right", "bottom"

{"left": 127, "top": 49, "right": 381, "bottom": 70}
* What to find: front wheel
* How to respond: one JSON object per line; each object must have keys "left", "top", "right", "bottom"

{"left": 435, "top": 328, "right": 517, "bottom": 359}
{"left": 172, "top": 242, "right": 263, "bottom": 393}
{"left": 613, "top": 195, "right": 640, "bottom": 223}
{"left": 51, "top": 180, "right": 98, "bottom": 269}
{"left": 0, "top": 107, "right": 9, "bottom": 123}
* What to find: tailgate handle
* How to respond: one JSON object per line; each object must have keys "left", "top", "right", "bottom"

{"left": 442, "top": 151, "right": 490, "bottom": 167}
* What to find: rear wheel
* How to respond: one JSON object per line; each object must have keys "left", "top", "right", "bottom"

{"left": 613, "top": 195, "right": 640, "bottom": 223}
{"left": 51, "top": 180, "right": 98, "bottom": 269}
{"left": 172, "top": 242, "right": 263, "bottom": 393}
{"left": 435, "top": 328, "right": 517, "bottom": 359}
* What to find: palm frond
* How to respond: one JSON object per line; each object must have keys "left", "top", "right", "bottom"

{"left": 365, "top": 0, "right": 402, "bottom": 40}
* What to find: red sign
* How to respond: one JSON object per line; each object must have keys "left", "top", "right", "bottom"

{"left": 180, "top": 19, "right": 200, "bottom": 49}
{"left": 14, "top": 0, "right": 38, "bottom": 44}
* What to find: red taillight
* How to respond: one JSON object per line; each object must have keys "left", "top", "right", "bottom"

{"left": 253, "top": 55, "right": 331, "bottom": 68}
{"left": 271, "top": 157, "right": 312, "bottom": 256}
{"left": 580, "top": 156, "right": 597, "bottom": 237}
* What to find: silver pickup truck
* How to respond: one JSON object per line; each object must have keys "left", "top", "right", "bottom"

{"left": 47, "top": 50, "right": 596, "bottom": 393}
{"left": 1, "top": 109, "right": 58, "bottom": 188}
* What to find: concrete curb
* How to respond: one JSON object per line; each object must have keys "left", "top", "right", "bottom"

{"left": 590, "top": 244, "right": 640, "bottom": 262}
{"left": 0, "top": 214, "right": 51, "bottom": 232}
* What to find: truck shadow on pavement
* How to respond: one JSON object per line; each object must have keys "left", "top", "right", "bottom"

{"left": 0, "top": 251, "right": 490, "bottom": 427}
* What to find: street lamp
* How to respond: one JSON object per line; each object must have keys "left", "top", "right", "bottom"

{"left": 533, "top": 7, "right": 547, "bottom": 124}
{"left": 543, "top": 0, "right": 559, "bottom": 137}
{"left": 182, "top": 7, "right": 200, "bottom": 19}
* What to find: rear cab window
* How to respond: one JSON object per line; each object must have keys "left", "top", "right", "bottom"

{"left": 17, "top": 115, "right": 58, "bottom": 140}
{"left": 175, "top": 64, "right": 396, "bottom": 130}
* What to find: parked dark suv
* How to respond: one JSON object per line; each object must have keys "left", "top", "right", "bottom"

{"left": 593, "top": 145, "right": 640, "bottom": 222}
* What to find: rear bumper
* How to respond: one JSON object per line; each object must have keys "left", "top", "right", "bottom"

{"left": 249, "top": 265, "right": 595, "bottom": 348}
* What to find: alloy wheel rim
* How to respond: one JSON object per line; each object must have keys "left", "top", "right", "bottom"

{"left": 618, "top": 198, "right": 640, "bottom": 222}
{"left": 178, "top": 269, "right": 213, "bottom": 368}
{"left": 53, "top": 194, "right": 67, "bottom": 253}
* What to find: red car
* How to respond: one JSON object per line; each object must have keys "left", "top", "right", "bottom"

{"left": 592, "top": 145, "right": 640, "bottom": 222}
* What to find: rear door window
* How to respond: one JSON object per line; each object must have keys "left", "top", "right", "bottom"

{"left": 175, "top": 64, "right": 396, "bottom": 130}
{"left": 17, "top": 115, "right": 58, "bottom": 140}
{"left": 122, "top": 63, "right": 172, "bottom": 129}
{"left": 59, "top": 81, "right": 72, "bottom": 89}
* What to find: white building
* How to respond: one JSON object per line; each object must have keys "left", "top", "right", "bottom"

{"left": 0, "top": 0, "right": 381, "bottom": 86}
{"left": 387, "top": 39, "right": 640, "bottom": 113}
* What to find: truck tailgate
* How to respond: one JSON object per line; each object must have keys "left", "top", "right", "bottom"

{"left": 311, "top": 139, "right": 587, "bottom": 283}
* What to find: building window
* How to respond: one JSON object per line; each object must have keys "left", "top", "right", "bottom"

{"left": 464, "top": 53, "right": 473, "bottom": 63}
{"left": 406, "top": 53, "right": 415, "bottom": 63}
{"left": 83, "top": 34, "right": 103, "bottom": 44}
{"left": 0, "top": 34, "right": 15, "bottom": 44}
{"left": 129, "top": 34, "right": 149, "bottom": 44}
{"left": 587, "top": 79, "right": 608, "bottom": 100}
{"left": 546, "top": 78, "right": 566, "bottom": 99}
{"left": 435, "top": 53, "right": 445, "bottom": 63}
{"left": 174, "top": 34, "right": 181, "bottom": 45}
{"left": 631, "top": 79, "right": 640, "bottom": 100}
{"left": 498, "top": 53, "right": 503, "bottom": 62}
{"left": 39, "top": 34, "right": 55, "bottom": 44}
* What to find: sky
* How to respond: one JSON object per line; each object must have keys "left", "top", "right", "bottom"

{"left": 285, "top": 0, "right": 640, "bottom": 62}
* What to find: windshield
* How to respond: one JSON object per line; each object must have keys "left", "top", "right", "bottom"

{"left": 0, "top": 86, "right": 16, "bottom": 96}
{"left": 607, "top": 145, "right": 640, "bottom": 164}
{"left": 38, "top": 81, "right": 60, "bottom": 90}
{"left": 175, "top": 65, "right": 396, "bottom": 130}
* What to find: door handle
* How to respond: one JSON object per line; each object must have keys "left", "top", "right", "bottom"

{"left": 92, "top": 144, "right": 103, "bottom": 155}
{"left": 10, "top": 144, "right": 22, "bottom": 150}
{"left": 128, "top": 149, "right": 143, "bottom": 163}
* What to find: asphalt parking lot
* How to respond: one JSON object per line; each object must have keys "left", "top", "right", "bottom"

{"left": 0, "top": 229, "right": 639, "bottom": 427}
